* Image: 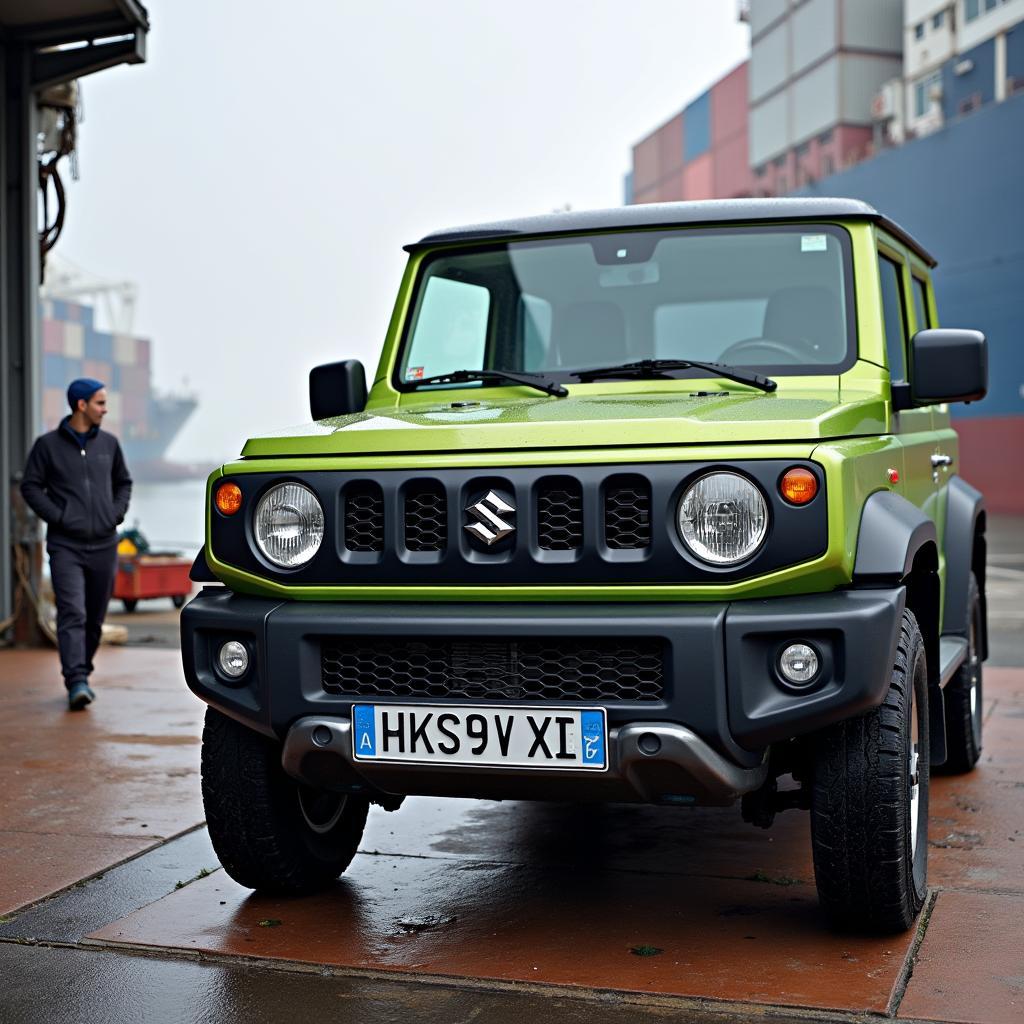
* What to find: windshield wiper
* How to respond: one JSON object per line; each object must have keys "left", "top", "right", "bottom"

{"left": 408, "top": 368, "right": 568, "bottom": 397}
{"left": 570, "top": 358, "right": 777, "bottom": 393}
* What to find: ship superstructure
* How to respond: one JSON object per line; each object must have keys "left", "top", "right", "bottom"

{"left": 625, "top": 0, "right": 1024, "bottom": 511}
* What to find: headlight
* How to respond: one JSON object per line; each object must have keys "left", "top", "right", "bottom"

{"left": 253, "top": 482, "right": 324, "bottom": 567}
{"left": 677, "top": 472, "right": 768, "bottom": 565}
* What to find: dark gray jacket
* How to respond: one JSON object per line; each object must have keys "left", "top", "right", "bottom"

{"left": 21, "top": 418, "right": 133, "bottom": 550}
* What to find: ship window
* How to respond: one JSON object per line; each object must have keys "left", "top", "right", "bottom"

{"left": 878, "top": 254, "right": 908, "bottom": 380}
{"left": 932, "top": 10, "right": 945, "bottom": 29}
{"left": 914, "top": 72, "right": 942, "bottom": 117}
{"left": 915, "top": 22, "right": 925, "bottom": 39}
{"left": 965, "top": 0, "right": 980, "bottom": 21}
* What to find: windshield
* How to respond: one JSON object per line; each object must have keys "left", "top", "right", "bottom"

{"left": 396, "top": 224, "right": 855, "bottom": 389}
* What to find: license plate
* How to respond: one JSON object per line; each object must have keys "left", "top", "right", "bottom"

{"left": 352, "top": 704, "right": 607, "bottom": 771}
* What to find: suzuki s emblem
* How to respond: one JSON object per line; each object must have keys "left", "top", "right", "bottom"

{"left": 464, "top": 490, "right": 515, "bottom": 546}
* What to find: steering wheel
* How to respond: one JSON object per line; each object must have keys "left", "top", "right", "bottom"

{"left": 718, "top": 336, "right": 813, "bottom": 363}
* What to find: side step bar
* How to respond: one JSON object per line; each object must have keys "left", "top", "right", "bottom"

{"left": 939, "top": 636, "right": 969, "bottom": 687}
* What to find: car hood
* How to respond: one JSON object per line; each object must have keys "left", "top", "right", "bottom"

{"left": 239, "top": 388, "right": 886, "bottom": 459}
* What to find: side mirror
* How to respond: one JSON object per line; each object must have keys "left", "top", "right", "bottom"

{"left": 309, "top": 359, "right": 367, "bottom": 420}
{"left": 909, "top": 329, "right": 988, "bottom": 406}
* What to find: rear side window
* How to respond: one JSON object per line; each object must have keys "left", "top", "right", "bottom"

{"left": 878, "top": 255, "right": 907, "bottom": 379}
{"left": 912, "top": 276, "right": 931, "bottom": 332}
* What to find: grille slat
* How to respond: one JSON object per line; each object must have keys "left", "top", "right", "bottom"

{"left": 322, "top": 637, "right": 664, "bottom": 702}
{"left": 344, "top": 483, "right": 384, "bottom": 552}
{"left": 537, "top": 479, "right": 583, "bottom": 550}
{"left": 605, "top": 479, "right": 652, "bottom": 549}
{"left": 405, "top": 484, "right": 448, "bottom": 552}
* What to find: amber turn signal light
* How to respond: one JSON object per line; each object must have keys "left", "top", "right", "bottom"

{"left": 779, "top": 467, "right": 818, "bottom": 506}
{"left": 215, "top": 482, "right": 243, "bottom": 515}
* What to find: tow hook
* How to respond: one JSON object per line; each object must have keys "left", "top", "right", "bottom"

{"left": 741, "top": 774, "right": 810, "bottom": 829}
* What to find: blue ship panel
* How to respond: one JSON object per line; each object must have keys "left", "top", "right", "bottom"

{"left": 1008, "top": 23, "right": 1024, "bottom": 78}
{"left": 684, "top": 91, "right": 711, "bottom": 161}
{"left": 796, "top": 93, "right": 1024, "bottom": 420}
{"left": 942, "top": 37, "right": 995, "bottom": 120}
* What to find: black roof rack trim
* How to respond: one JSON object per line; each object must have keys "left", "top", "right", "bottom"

{"left": 404, "top": 198, "right": 937, "bottom": 267}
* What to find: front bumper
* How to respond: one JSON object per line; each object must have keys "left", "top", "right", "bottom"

{"left": 181, "top": 586, "right": 904, "bottom": 805}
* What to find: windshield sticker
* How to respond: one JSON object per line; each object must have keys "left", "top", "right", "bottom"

{"left": 801, "top": 234, "right": 828, "bottom": 253}
{"left": 405, "top": 366, "right": 425, "bottom": 381}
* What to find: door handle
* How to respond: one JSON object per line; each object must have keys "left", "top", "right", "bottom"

{"left": 931, "top": 454, "right": 953, "bottom": 468}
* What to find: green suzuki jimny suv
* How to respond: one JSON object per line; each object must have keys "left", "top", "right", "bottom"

{"left": 183, "top": 198, "right": 988, "bottom": 932}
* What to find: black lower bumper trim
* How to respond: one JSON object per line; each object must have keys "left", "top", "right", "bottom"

{"left": 181, "top": 586, "right": 907, "bottom": 777}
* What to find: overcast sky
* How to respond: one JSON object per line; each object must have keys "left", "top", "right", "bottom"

{"left": 58, "top": 1, "right": 749, "bottom": 464}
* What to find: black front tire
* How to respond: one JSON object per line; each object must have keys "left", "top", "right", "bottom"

{"left": 122, "top": 598, "right": 138, "bottom": 612}
{"left": 201, "top": 707, "right": 369, "bottom": 895}
{"left": 810, "top": 609, "right": 929, "bottom": 932}
{"left": 940, "top": 572, "right": 983, "bottom": 774}
{"left": 172, "top": 594, "right": 186, "bottom": 609}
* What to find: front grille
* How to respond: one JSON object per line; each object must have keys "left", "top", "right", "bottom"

{"left": 537, "top": 479, "right": 583, "bottom": 550}
{"left": 344, "top": 483, "right": 384, "bottom": 552}
{"left": 321, "top": 637, "right": 665, "bottom": 702}
{"left": 605, "top": 478, "right": 651, "bottom": 549}
{"left": 404, "top": 484, "right": 447, "bottom": 552}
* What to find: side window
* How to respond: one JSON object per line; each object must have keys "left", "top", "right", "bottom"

{"left": 402, "top": 277, "right": 490, "bottom": 381}
{"left": 877, "top": 254, "right": 908, "bottom": 380}
{"left": 912, "top": 276, "right": 931, "bottom": 332}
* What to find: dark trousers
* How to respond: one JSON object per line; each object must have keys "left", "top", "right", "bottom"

{"left": 48, "top": 543, "right": 118, "bottom": 689}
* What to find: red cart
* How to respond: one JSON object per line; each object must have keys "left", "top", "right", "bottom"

{"left": 114, "top": 554, "right": 192, "bottom": 612}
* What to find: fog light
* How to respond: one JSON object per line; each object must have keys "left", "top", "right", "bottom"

{"left": 218, "top": 640, "right": 249, "bottom": 679}
{"left": 778, "top": 643, "right": 819, "bottom": 686}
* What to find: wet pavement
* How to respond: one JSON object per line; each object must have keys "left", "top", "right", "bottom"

{"left": 0, "top": 647, "right": 203, "bottom": 916}
{"left": 0, "top": 518, "right": 1021, "bottom": 1022}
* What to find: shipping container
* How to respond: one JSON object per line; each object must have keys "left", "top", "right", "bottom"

{"left": 84, "top": 327, "right": 113, "bottom": 364}
{"left": 712, "top": 132, "right": 753, "bottom": 198}
{"left": 63, "top": 322, "right": 84, "bottom": 359}
{"left": 119, "top": 364, "right": 149, "bottom": 394}
{"left": 683, "top": 92, "right": 711, "bottom": 161}
{"left": 43, "top": 353, "right": 72, "bottom": 388}
{"left": 113, "top": 333, "right": 136, "bottom": 366}
{"left": 42, "top": 318, "right": 64, "bottom": 354}
{"left": 711, "top": 63, "right": 749, "bottom": 147}
{"left": 82, "top": 359, "right": 112, "bottom": 384}
{"left": 682, "top": 151, "right": 714, "bottom": 200}
{"left": 42, "top": 387, "right": 65, "bottom": 426}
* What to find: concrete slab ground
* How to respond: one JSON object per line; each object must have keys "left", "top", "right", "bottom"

{"left": 1, "top": 645, "right": 1022, "bottom": 1022}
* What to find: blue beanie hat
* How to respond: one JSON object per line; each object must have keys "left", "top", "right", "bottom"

{"left": 67, "top": 377, "right": 105, "bottom": 410}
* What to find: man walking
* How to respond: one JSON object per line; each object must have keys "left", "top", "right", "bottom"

{"left": 21, "top": 378, "right": 132, "bottom": 710}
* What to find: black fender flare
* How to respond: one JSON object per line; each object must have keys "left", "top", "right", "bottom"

{"left": 853, "top": 490, "right": 937, "bottom": 582}
{"left": 853, "top": 490, "right": 945, "bottom": 764}
{"left": 942, "top": 476, "right": 987, "bottom": 656}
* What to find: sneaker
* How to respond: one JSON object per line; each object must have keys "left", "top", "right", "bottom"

{"left": 68, "top": 681, "right": 95, "bottom": 710}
